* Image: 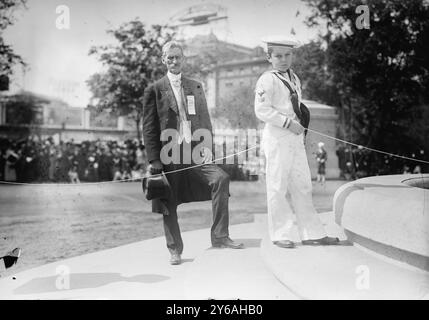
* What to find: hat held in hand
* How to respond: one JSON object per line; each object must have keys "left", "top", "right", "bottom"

{"left": 142, "top": 171, "right": 171, "bottom": 201}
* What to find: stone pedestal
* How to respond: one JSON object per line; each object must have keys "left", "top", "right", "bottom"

{"left": 334, "top": 174, "right": 429, "bottom": 271}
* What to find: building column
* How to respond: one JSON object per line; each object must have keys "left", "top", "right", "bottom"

{"left": 117, "top": 116, "right": 125, "bottom": 130}
{"left": 83, "top": 109, "right": 90, "bottom": 129}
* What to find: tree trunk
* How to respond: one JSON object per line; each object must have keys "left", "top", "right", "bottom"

{"left": 135, "top": 118, "right": 141, "bottom": 143}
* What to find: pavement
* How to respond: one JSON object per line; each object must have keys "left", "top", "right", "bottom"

{"left": 261, "top": 213, "right": 429, "bottom": 300}
{"left": 0, "top": 214, "right": 296, "bottom": 300}
{"left": 1, "top": 211, "right": 428, "bottom": 300}
{"left": 0, "top": 180, "right": 347, "bottom": 277}
{"left": 1, "top": 178, "right": 427, "bottom": 300}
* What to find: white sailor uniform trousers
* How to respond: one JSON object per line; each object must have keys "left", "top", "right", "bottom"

{"left": 254, "top": 70, "right": 327, "bottom": 241}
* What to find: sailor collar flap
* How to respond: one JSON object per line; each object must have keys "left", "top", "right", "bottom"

{"left": 271, "top": 70, "right": 299, "bottom": 93}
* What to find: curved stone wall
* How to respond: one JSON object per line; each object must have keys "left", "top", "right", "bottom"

{"left": 403, "top": 177, "right": 429, "bottom": 190}
{"left": 333, "top": 174, "right": 429, "bottom": 271}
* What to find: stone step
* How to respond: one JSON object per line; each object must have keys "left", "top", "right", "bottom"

{"left": 333, "top": 174, "right": 429, "bottom": 271}
{"left": 183, "top": 218, "right": 297, "bottom": 300}
{"left": 0, "top": 216, "right": 296, "bottom": 300}
{"left": 260, "top": 212, "right": 429, "bottom": 300}
{"left": 0, "top": 228, "right": 213, "bottom": 299}
{"left": 3, "top": 211, "right": 426, "bottom": 300}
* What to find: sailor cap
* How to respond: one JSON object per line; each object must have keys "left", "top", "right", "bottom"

{"left": 262, "top": 35, "right": 302, "bottom": 49}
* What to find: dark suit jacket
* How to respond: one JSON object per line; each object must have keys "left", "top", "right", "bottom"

{"left": 142, "top": 75, "right": 214, "bottom": 214}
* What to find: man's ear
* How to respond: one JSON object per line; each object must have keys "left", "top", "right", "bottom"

{"left": 161, "top": 55, "right": 167, "bottom": 66}
{"left": 266, "top": 54, "right": 271, "bottom": 63}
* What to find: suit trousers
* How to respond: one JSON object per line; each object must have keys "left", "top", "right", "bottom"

{"left": 262, "top": 125, "right": 327, "bottom": 242}
{"left": 163, "top": 164, "right": 230, "bottom": 255}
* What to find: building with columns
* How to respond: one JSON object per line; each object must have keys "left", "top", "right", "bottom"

{"left": 0, "top": 91, "right": 135, "bottom": 142}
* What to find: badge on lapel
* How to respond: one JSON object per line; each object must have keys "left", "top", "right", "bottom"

{"left": 187, "top": 95, "right": 196, "bottom": 115}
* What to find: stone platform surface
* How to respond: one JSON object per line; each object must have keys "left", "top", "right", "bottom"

{"left": 0, "top": 216, "right": 295, "bottom": 300}
{"left": 1, "top": 211, "right": 428, "bottom": 300}
{"left": 333, "top": 174, "right": 429, "bottom": 259}
{"left": 261, "top": 212, "right": 429, "bottom": 300}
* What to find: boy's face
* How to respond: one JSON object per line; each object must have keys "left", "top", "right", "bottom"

{"left": 268, "top": 45, "right": 293, "bottom": 72}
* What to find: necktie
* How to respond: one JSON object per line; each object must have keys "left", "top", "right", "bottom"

{"left": 171, "top": 79, "right": 192, "bottom": 144}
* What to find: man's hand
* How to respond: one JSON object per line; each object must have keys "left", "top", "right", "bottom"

{"left": 288, "top": 119, "right": 305, "bottom": 135}
{"left": 201, "top": 147, "right": 213, "bottom": 164}
{"left": 149, "top": 160, "right": 163, "bottom": 174}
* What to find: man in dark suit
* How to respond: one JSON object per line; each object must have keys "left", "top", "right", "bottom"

{"left": 142, "top": 41, "right": 244, "bottom": 265}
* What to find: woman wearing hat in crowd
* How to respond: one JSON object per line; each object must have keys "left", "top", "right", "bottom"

{"left": 254, "top": 35, "right": 339, "bottom": 249}
{"left": 316, "top": 142, "right": 327, "bottom": 185}
{"left": 4, "top": 144, "right": 19, "bottom": 182}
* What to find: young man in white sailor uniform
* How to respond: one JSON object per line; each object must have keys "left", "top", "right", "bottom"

{"left": 254, "top": 35, "right": 339, "bottom": 248}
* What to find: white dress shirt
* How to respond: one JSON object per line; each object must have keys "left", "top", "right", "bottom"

{"left": 167, "top": 71, "right": 182, "bottom": 108}
{"left": 167, "top": 71, "right": 192, "bottom": 143}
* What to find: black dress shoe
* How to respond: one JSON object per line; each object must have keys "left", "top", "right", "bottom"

{"left": 170, "top": 253, "right": 181, "bottom": 265}
{"left": 302, "top": 236, "right": 340, "bottom": 246}
{"left": 273, "top": 240, "right": 296, "bottom": 248}
{"left": 212, "top": 237, "right": 244, "bottom": 249}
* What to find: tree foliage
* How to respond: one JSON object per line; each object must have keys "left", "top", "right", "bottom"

{"left": 293, "top": 41, "right": 339, "bottom": 106}
{"left": 4, "top": 91, "right": 47, "bottom": 125}
{"left": 87, "top": 20, "right": 175, "bottom": 140}
{"left": 0, "top": 0, "right": 26, "bottom": 76}
{"left": 303, "top": 0, "right": 429, "bottom": 173}
{"left": 213, "top": 84, "right": 260, "bottom": 129}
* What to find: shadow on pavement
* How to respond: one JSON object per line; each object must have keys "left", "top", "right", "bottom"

{"left": 293, "top": 240, "right": 353, "bottom": 247}
{"left": 180, "top": 258, "right": 194, "bottom": 264}
{"left": 13, "top": 273, "right": 169, "bottom": 295}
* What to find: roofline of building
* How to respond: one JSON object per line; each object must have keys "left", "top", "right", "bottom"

{"left": 0, "top": 89, "right": 73, "bottom": 107}
{"left": 221, "top": 42, "right": 254, "bottom": 54}
{"left": 215, "top": 57, "right": 268, "bottom": 68}
{"left": 0, "top": 123, "right": 130, "bottom": 133}
{"left": 187, "top": 33, "right": 255, "bottom": 52}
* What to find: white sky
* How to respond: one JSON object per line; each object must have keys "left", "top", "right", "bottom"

{"left": 4, "top": 0, "right": 319, "bottom": 107}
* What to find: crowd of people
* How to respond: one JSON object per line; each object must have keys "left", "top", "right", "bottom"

{"left": 0, "top": 136, "right": 147, "bottom": 183}
{"left": 0, "top": 135, "right": 257, "bottom": 184}
{"left": 1, "top": 135, "right": 426, "bottom": 184}
{"left": 336, "top": 145, "right": 427, "bottom": 180}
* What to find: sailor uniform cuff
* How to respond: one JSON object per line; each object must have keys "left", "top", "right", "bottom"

{"left": 283, "top": 117, "right": 291, "bottom": 128}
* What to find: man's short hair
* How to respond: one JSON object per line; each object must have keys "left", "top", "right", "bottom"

{"left": 162, "top": 41, "right": 184, "bottom": 58}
